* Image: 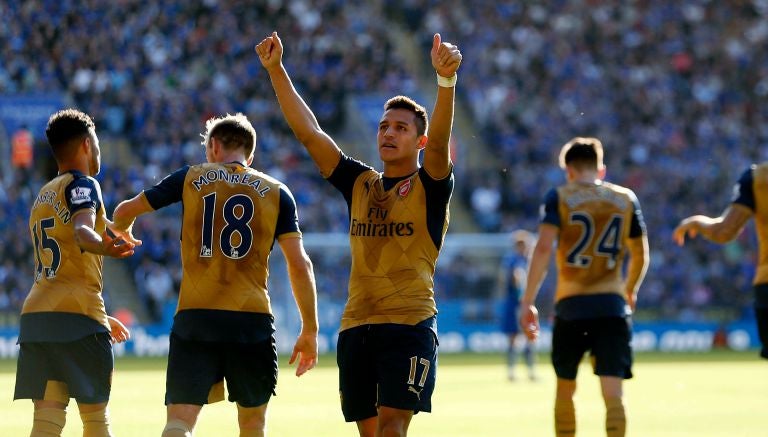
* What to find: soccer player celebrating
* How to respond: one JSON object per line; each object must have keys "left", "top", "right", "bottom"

{"left": 520, "top": 138, "right": 649, "bottom": 437}
{"left": 257, "top": 31, "right": 461, "bottom": 436}
{"left": 111, "top": 114, "right": 319, "bottom": 437}
{"left": 673, "top": 164, "right": 768, "bottom": 360}
{"left": 14, "top": 109, "right": 135, "bottom": 437}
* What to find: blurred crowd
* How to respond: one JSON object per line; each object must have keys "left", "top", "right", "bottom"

{"left": 1, "top": 1, "right": 766, "bottom": 324}
{"left": 409, "top": 0, "right": 766, "bottom": 320}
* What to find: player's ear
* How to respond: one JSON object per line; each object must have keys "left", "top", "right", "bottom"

{"left": 417, "top": 135, "right": 428, "bottom": 149}
{"left": 598, "top": 166, "right": 607, "bottom": 180}
{"left": 81, "top": 136, "right": 92, "bottom": 157}
{"left": 246, "top": 154, "right": 254, "bottom": 166}
{"left": 565, "top": 165, "right": 577, "bottom": 181}
{"left": 210, "top": 137, "right": 221, "bottom": 158}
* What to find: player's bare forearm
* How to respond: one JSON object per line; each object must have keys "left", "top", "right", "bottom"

{"left": 266, "top": 64, "right": 320, "bottom": 140}
{"left": 674, "top": 205, "right": 751, "bottom": 245}
{"left": 72, "top": 211, "right": 135, "bottom": 258}
{"left": 113, "top": 194, "right": 153, "bottom": 230}
{"left": 268, "top": 65, "right": 341, "bottom": 176}
{"left": 290, "top": 272, "right": 319, "bottom": 334}
{"left": 112, "top": 194, "right": 153, "bottom": 245}
{"left": 520, "top": 244, "right": 550, "bottom": 341}
{"left": 521, "top": 225, "right": 556, "bottom": 306}
{"left": 624, "top": 236, "right": 649, "bottom": 311}
{"left": 280, "top": 238, "right": 319, "bottom": 333}
{"left": 257, "top": 32, "right": 341, "bottom": 176}
{"left": 423, "top": 33, "right": 461, "bottom": 178}
{"left": 521, "top": 254, "right": 548, "bottom": 307}
{"left": 423, "top": 85, "right": 454, "bottom": 178}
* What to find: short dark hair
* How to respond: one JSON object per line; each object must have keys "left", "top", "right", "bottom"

{"left": 558, "top": 137, "right": 604, "bottom": 170}
{"left": 202, "top": 113, "right": 257, "bottom": 158}
{"left": 384, "top": 95, "right": 428, "bottom": 136}
{"left": 45, "top": 109, "right": 95, "bottom": 157}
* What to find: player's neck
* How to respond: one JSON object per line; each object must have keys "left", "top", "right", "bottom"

{"left": 214, "top": 152, "right": 247, "bottom": 166}
{"left": 57, "top": 159, "right": 90, "bottom": 176}
{"left": 382, "top": 161, "right": 418, "bottom": 178}
{"left": 569, "top": 173, "right": 600, "bottom": 185}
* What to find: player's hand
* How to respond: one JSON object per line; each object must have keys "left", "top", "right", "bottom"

{"left": 107, "top": 218, "right": 143, "bottom": 247}
{"left": 107, "top": 315, "right": 131, "bottom": 344}
{"left": 256, "top": 31, "right": 284, "bottom": 70}
{"left": 289, "top": 331, "right": 318, "bottom": 377}
{"left": 108, "top": 226, "right": 142, "bottom": 247}
{"left": 431, "top": 33, "right": 462, "bottom": 79}
{"left": 101, "top": 230, "right": 136, "bottom": 258}
{"left": 672, "top": 216, "right": 701, "bottom": 246}
{"left": 519, "top": 304, "right": 540, "bottom": 342}
{"left": 625, "top": 291, "right": 637, "bottom": 313}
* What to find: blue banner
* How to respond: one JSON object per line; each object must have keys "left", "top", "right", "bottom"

{"left": 0, "top": 94, "right": 66, "bottom": 139}
{"left": 0, "top": 311, "right": 760, "bottom": 358}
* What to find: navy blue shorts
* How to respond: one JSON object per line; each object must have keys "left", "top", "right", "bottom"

{"left": 337, "top": 320, "right": 438, "bottom": 422}
{"left": 165, "top": 332, "right": 277, "bottom": 408}
{"left": 14, "top": 332, "right": 114, "bottom": 404}
{"left": 551, "top": 316, "right": 633, "bottom": 380}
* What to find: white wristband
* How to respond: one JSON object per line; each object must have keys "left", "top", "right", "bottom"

{"left": 437, "top": 73, "right": 457, "bottom": 88}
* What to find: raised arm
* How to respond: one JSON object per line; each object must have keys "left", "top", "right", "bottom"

{"left": 673, "top": 204, "right": 753, "bottom": 246}
{"left": 256, "top": 32, "right": 341, "bottom": 177}
{"left": 519, "top": 224, "right": 557, "bottom": 341}
{"left": 277, "top": 236, "right": 319, "bottom": 377}
{"left": 423, "top": 33, "right": 462, "bottom": 179}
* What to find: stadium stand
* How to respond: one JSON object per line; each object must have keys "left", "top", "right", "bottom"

{"left": 0, "top": 1, "right": 764, "bottom": 329}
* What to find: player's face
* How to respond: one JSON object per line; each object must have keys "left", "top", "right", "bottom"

{"left": 87, "top": 129, "right": 101, "bottom": 176}
{"left": 377, "top": 108, "right": 424, "bottom": 164}
{"left": 515, "top": 240, "right": 527, "bottom": 255}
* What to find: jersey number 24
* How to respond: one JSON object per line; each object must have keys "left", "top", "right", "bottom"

{"left": 566, "top": 212, "right": 623, "bottom": 269}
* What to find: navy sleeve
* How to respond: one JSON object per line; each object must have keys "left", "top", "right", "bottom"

{"left": 275, "top": 185, "right": 301, "bottom": 237}
{"left": 419, "top": 167, "right": 455, "bottom": 249}
{"left": 540, "top": 188, "right": 560, "bottom": 227}
{"left": 628, "top": 192, "right": 647, "bottom": 238}
{"left": 326, "top": 153, "right": 372, "bottom": 206}
{"left": 731, "top": 166, "right": 755, "bottom": 211}
{"left": 143, "top": 166, "right": 190, "bottom": 210}
{"left": 65, "top": 176, "right": 102, "bottom": 215}
{"left": 418, "top": 167, "right": 454, "bottom": 203}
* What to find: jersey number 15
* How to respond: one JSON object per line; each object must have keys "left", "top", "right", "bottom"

{"left": 32, "top": 217, "right": 61, "bottom": 281}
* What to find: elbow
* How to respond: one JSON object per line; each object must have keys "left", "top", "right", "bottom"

{"left": 534, "top": 245, "right": 552, "bottom": 259}
{"left": 303, "top": 254, "right": 314, "bottom": 275}
{"left": 72, "top": 226, "right": 88, "bottom": 250}
{"left": 292, "top": 124, "right": 323, "bottom": 145}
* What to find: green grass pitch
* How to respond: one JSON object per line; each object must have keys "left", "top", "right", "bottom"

{"left": 1, "top": 351, "right": 765, "bottom": 436}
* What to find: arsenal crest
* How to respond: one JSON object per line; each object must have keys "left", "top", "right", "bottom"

{"left": 398, "top": 179, "right": 411, "bottom": 197}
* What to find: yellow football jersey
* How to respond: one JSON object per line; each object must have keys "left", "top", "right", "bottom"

{"left": 21, "top": 172, "right": 108, "bottom": 331}
{"left": 544, "top": 181, "right": 645, "bottom": 303}
{"left": 340, "top": 167, "right": 450, "bottom": 330}
{"left": 145, "top": 163, "right": 300, "bottom": 316}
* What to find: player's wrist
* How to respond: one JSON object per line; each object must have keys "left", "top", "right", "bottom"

{"left": 300, "top": 325, "right": 319, "bottom": 335}
{"left": 436, "top": 73, "right": 457, "bottom": 88}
